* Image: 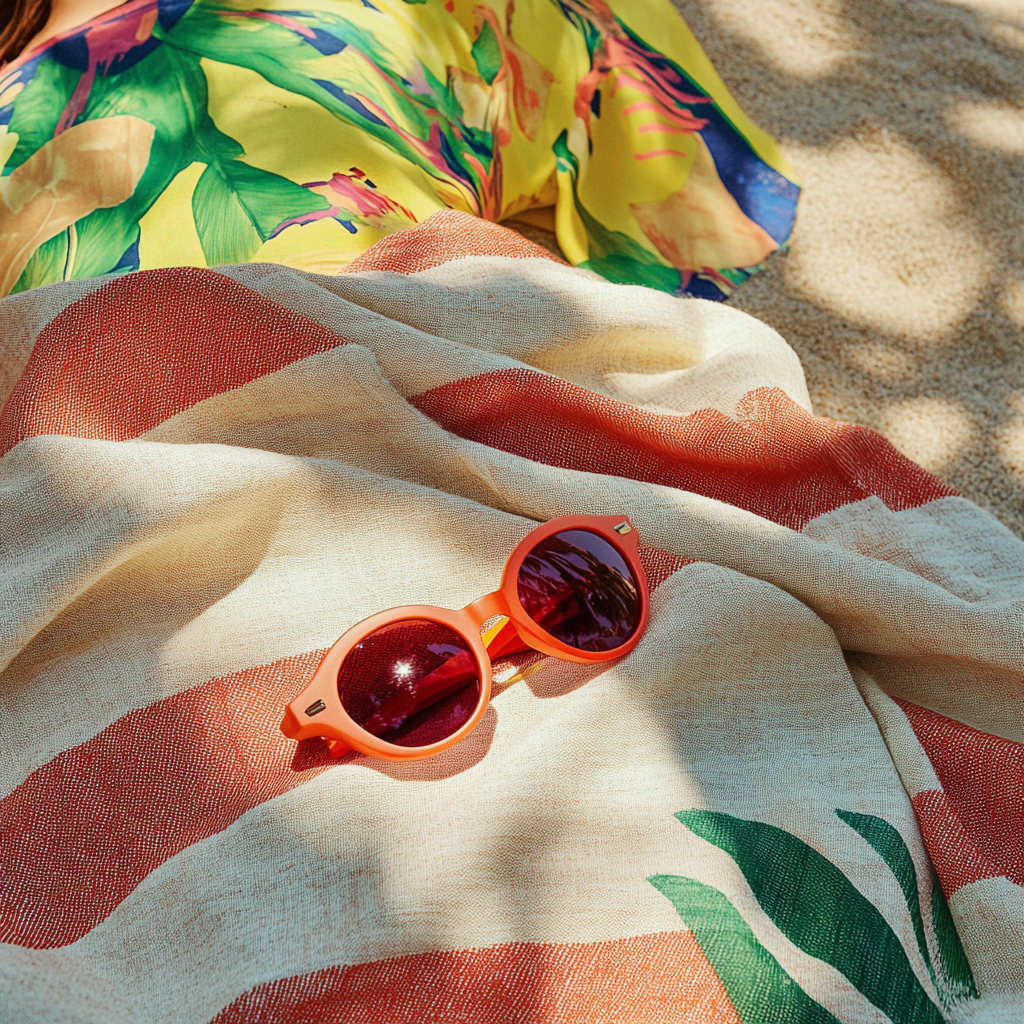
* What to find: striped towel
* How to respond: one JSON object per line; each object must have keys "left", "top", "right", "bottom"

{"left": 1, "top": 212, "right": 1021, "bottom": 1023}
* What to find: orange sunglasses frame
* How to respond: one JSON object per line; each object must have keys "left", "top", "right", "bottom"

{"left": 280, "top": 514, "right": 648, "bottom": 761}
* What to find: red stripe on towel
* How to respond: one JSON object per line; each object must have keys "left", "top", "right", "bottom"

{"left": 345, "top": 210, "right": 567, "bottom": 275}
{"left": 411, "top": 371, "right": 955, "bottom": 529}
{"left": 900, "top": 700, "right": 1024, "bottom": 893}
{"left": 0, "top": 267, "right": 348, "bottom": 456}
{"left": 0, "top": 651, "right": 327, "bottom": 949}
{"left": 209, "top": 931, "right": 742, "bottom": 1024}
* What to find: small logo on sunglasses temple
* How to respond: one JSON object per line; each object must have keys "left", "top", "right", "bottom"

{"left": 613, "top": 521, "right": 632, "bottom": 534}
{"left": 305, "top": 700, "right": 327, "bottom": 717}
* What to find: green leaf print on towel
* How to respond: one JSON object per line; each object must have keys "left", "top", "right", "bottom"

{"left": 649, "top": 874, "right": 843, "bottom": 1024}
{"left": 835, "top": 810, "right": 977, "bottom": 1006}
{"left": 650, "top": 809, "right": 978, "bottom": 1023}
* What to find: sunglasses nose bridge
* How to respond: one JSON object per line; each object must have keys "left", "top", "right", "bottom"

{"left": 463, "top": 590, "right": 510, "bottom": 629}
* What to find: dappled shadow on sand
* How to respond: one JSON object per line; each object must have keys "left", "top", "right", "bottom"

{"left": 677, "top": 0, "right": 1024, "bottom": 536}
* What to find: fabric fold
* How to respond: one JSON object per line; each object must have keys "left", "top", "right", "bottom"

{"left": 1, "top": 214, "right": 1020, "bottom": 1023}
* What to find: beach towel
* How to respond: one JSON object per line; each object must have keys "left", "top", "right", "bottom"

{"left": 1, "top": 212, "right": 1021, "bottom": 1023}
{"left": 0, "top": 0, "right": 799, "bottom": 301}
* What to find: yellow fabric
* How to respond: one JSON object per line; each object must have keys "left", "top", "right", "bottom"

{"left": 0, "top": 0, "right": 800, "bottom": 299}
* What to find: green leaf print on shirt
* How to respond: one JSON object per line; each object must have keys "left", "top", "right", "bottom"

{"left": 553, "top": 130, "right": 681, "bottom": 294}
{"left": 158, "top": 3, "right": 499, "bottom": 215}
{"left": 17, "top": 39, "right": 331, "bottom": 283}
{"left": 192, "top": 162, "right": 262, "bottom": 265}
{"left": 471, "top": 18, "right": 503, "bottom": 86}
{"left": 14, "top": 44, "right": 206, "bottom": 287}
{"left": 193, "top": 159, "right": 330, "bottom": 265}
{"left": 4, "top": 59, "right": 81, "bottom": 173}
{"left": 10, "top": 234, "right": 69, "bottom": 295}
{"left": 83, "top": 44, "right": 264, "bottom": 274}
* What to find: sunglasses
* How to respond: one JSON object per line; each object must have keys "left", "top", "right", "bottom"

{"left": 280, "top": 515, "right": 649, "bottom": 761}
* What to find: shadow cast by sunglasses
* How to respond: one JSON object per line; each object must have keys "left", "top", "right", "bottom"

{"left": 521, "top": 655, "right": 611, "bottom": 700}
{"left": 289, "top": 705, "right": 498, "bottom": 781}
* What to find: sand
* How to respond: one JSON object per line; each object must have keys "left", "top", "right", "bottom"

{"left": 515, "top": 0, "right": 1024, "bottom": 538}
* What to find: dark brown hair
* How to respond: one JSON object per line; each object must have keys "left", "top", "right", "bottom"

{"left": 0, "top": 0, "right": 50, "bottom": 66}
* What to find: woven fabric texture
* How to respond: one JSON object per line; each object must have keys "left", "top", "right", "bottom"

{"left": 1, "top": 212, "right": 1021, "bottom": 1023}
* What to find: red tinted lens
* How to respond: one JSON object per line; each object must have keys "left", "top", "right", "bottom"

{"left": 337, "top": 620, "right": 481, "bottom": 749}
{"left": 516, "top": 529, "right": 642, "bottom": 652}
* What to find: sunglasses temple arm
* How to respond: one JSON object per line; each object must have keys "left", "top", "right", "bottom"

{"left": 484, "top": 619, "right": 532, "bottom": 659}
{"left": 481, "top": 589, "right": 580, "bottom": 660}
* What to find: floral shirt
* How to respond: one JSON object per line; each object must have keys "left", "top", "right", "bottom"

{"left": 0, "top": 0, "right": 799, "bottom": 298}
